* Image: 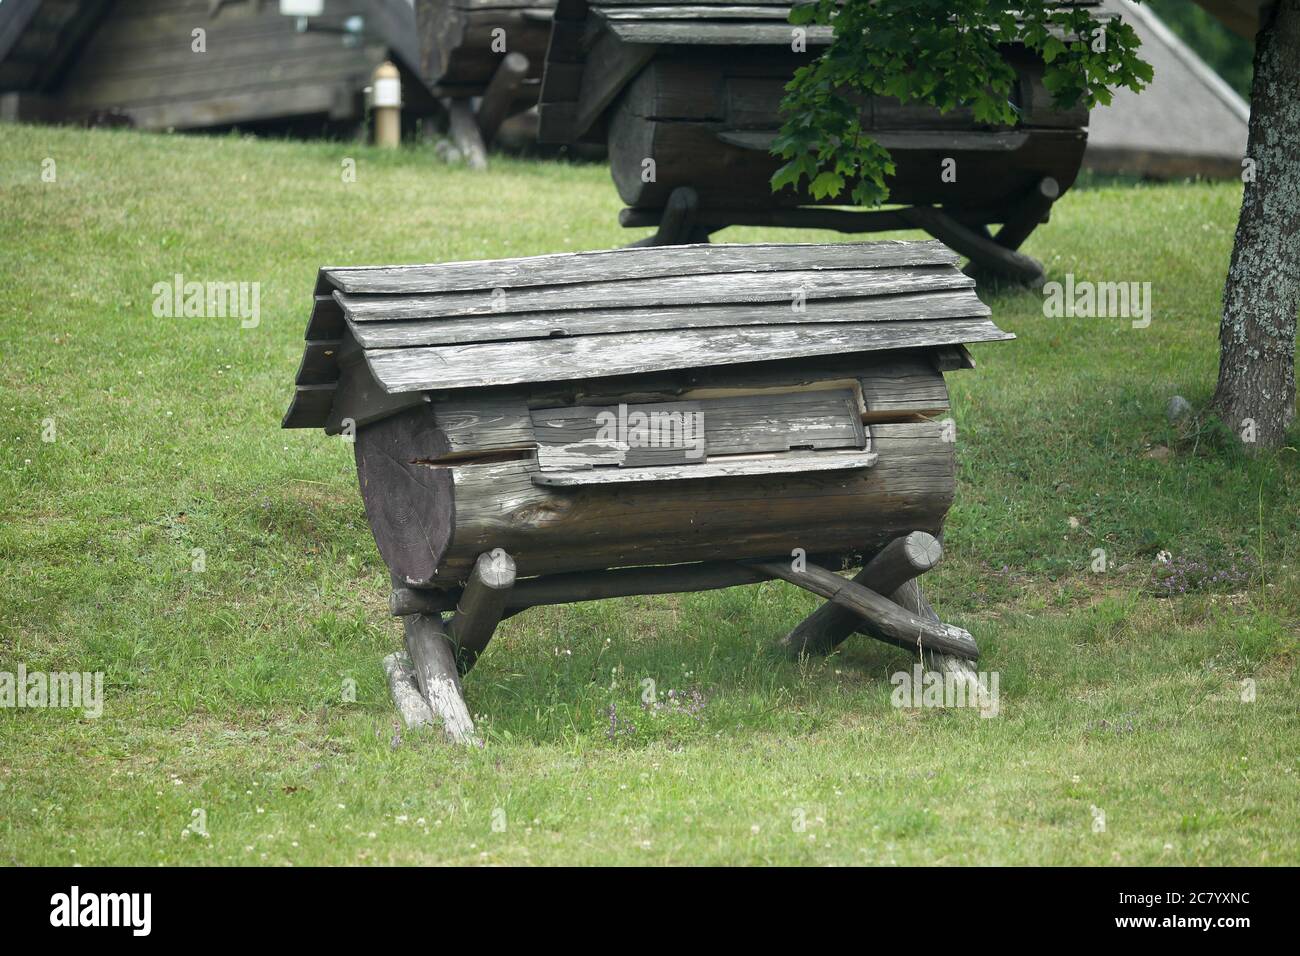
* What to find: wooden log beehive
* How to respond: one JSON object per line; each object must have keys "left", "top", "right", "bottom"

{"left": 536, "top": 0, "right": 1102, "bottom": 279}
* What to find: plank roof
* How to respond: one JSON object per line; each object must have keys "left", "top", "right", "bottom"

{"left": 283, "top": 240, "right": 1012, "bottom": 429}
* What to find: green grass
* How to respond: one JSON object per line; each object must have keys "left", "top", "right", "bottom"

{"left": 0, "top": 124, "right": 1296, "bottom": 865}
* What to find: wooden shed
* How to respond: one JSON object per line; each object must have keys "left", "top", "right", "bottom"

{"left": 285, "top": 240, "right": 1010, "bottom": 741}
{"left": 536, "top": 0, "right": 1102, "bottom": 284}
{"left": 0, "top": 0, "right": 438, "bottom": 132}
{"left": 1084, "top": 0, "right": 1250, "bottom": 180}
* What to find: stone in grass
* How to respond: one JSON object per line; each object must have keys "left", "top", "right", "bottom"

{"left": 1166, "top": 395, "right": 1193, "bottom": 422}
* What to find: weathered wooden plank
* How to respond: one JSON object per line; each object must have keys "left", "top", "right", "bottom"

{"left": 604, "top": 21, "right": 833, "bottom": 45}
{"left": 573, "top": 31, "right": 656, "bottom": 138}
{"left": 336, "top": 265, "right": 974, "bottom": 322}
{"left": 534, "top": 450, "right": 879, "bottom": 486}
{"left": 695, "top": 390, "right": 864, "bottom": 455}
{"left": 365, "top": 319, "right": 1014, "bottom": 393}
{"left": 324, "top": 357, "right": 426, "bottom": 436}
{"left": 345, "top": 290, "right": 991, "bottom": 349}
{"left": 320, "top": 240, "right": 960, "bottom": 294}
{"left": 281, "top": 384, "right": 336, "bottom": 429}
{"left": 717, "top": 129, "right": 1033, "bottom": 153}
{"left": 433, "top": 396, "right": 535, "bottom": 455}
{"left": 533, "top": 400, "right": 705, "bottom": 469}
{"left": 598, "top": 5, "right": 797, "bottom": 18}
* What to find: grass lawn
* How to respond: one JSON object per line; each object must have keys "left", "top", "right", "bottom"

{"left": 0, "top": 124, "right": 1296, "bottom": 866}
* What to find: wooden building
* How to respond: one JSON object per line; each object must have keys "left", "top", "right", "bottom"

{"left": 285, "top": 240, "right": 1011, "bottom": 741}
{"left": 0, "top": 0, "right": 438, "bottom": 132}
{"left": 1084, "top": 0, "right": 1250, "bottom": 179}
{"left": 535, "top": 0, "right": 1106, "bottom": 284}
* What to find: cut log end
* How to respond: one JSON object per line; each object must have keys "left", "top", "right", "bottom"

{"left": 901, "top": 531, "right": 943, "bottom": 571}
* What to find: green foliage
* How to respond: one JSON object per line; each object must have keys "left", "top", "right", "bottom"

{"left": 772, "top": 0, "right": 1154, "bottom": 205}
{"left": 1147, "top": 0, "right": 1255, "bottom": 98}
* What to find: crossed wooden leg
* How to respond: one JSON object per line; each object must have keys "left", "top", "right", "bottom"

{"left": 769, "top": 531, "right": 980, "bottom": 663}
{"left": 384, "top": 551, "right": 517, "bottom": 746}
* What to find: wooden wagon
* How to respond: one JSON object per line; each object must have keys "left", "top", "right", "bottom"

{"left": 284, "top": 240, "right": 1011, "bottom": 742}
{"left": 537, "top": 0, "right": 1100, "bottom": 284}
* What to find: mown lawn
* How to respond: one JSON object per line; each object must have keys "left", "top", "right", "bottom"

{"left": 0, "top": 124, "right": 1296, "bottom": 865}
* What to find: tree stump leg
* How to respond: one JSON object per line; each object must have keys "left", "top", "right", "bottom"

{"left": 893, "top": 579, "right": 996, "bottom": 715}
{"left": 447, "top": 550, "right": 517, "bottom": 674}
{"left": 447, "top": 99, "right": 488, "bottom": 170}
{"left": 626, "top": 186, "right": 704, "bottom": 247}
{"left": 780, "top": 532, "right": 944, "bottom": 657}
{"left": 477, "top": 52, "right": 529, "bottom": 146}
{"left": 382, "top": 651, "right": 435, "bottom": 729}
{"left": 402, "top": 612, "right": 481, "bottom": 745}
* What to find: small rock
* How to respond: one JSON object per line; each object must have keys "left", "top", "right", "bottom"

{"left": 1145, "top": 445, "right": 1172, "bottom": 461}
{"left": 1166, "top": 395, "right": 1192, "bottom": 422}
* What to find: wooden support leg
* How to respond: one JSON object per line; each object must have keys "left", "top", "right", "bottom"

{"left": 477, "top": 52, "right": 530, "bottom": 146}
{"left": 448, "top": 550, "right": 517, "bottom": 674}
{"left": 992, "top": 176, "right": 1060, "bottom": 252}
{"left": 780, "top": 532, "right": 943, "bottom": 657}
{"left": 382, "top": 651, "right": 434, "bottom": 729}
{"left": 963, "top": 177, "right": 1060, "bottom": 286}
{"left": 893, "top": 578, "right": 996, "bottom": 714}
{"left": 403, "top": 613, "right": 481, "bottom": 745}
{"left": 627, "top": 186, "right": 705, "bottom": 247}
{"left": 447, "top": 99, "right": 488, "bottom": 170}
{"left": 900, "top": 204, "right": 1045, "bottom": 287}
{"left": 750, "top": 557, "right": 978, "bottom": 660}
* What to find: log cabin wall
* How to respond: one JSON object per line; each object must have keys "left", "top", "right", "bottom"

{"left": 0, "top": 0, "right": 438, "bottom": 130}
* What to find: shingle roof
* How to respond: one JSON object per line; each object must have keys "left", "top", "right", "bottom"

{"left": 284, "top": 239, "right": 1010, "bottom": 429}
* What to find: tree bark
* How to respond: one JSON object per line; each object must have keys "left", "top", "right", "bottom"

{"left": 1211, "top": 0, "right": 1300, "bottom": 450}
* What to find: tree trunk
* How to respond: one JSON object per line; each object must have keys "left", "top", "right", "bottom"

{"left": 1210, "top": 0, "right": 1300, "bottom": 450}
